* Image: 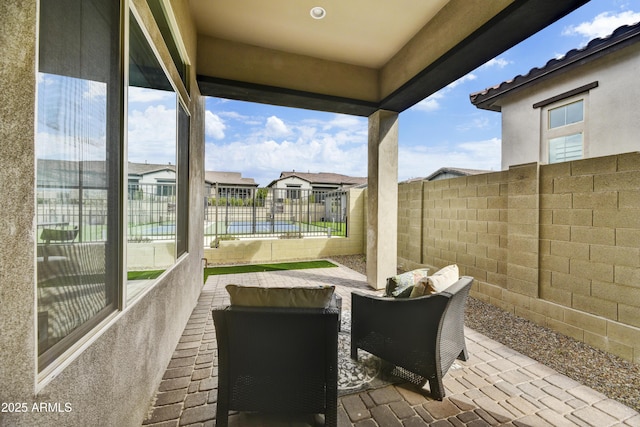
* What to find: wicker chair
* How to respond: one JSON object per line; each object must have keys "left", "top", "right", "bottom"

{"left": 350, "top": 276, "right": 473, "bottom": 400}
{"left": 212, "top": 305, "right": 339, "bottom": 426}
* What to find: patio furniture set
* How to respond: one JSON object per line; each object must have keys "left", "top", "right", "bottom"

{"left": 211, "top": 265, "right": 472, "bottom": 427}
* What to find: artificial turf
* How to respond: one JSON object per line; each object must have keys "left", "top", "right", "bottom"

{"left": 203, "top": 260, "right": 337, "bottom": 282}
{"left": 127, "top": 270, "right": 165, "bottom": 280}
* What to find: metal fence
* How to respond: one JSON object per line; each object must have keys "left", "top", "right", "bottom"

{"left": 36, "top": 184, "right": 347, "bottom": 245}
{"left": 36, "top": 188, "right": 109, "bottom": 243}
{"left": 36, "top": 183, "right": 177, "bottom": 243}
{"left": 127, "top": 183, "right": 176, "bottom": 241}
{"left": 204, "top": 185, "right": 347, "bottom": 245}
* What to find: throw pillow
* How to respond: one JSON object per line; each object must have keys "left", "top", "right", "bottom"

{"left": 410, "top": 264, "right": 459, "bottom": 297}
{"left": 386, "top": 268, "right": 429, "bottom": 298}
{"left": 225, "top": 284, "right": 335, "bottom": 308}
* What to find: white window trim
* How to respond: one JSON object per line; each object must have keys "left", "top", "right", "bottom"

{"left": 541, "top": 93, "right": 588, "bottom": 164}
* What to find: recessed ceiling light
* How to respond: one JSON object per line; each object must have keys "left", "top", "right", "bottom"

{"left": 310, "top": 6, "right": 326, "bottom": 20}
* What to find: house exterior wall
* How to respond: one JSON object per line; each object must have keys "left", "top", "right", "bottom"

{"left": 499, "top": 42, "right": 640, "bottom": 169}
{"left": 397, "top": 153, "right": 640, "bottom": 364}
{"left": 270, "top": 176, "right": 313, "bottom": 190}
{"left": 139, "top": 169, "right": 176, "bottom": 184}
{"left": 0, "top": 2, "right": 205, "bottom": 426}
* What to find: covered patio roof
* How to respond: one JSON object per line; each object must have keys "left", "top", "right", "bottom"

{"left": 191, "top": 0, "right": 589, "bottom": 116}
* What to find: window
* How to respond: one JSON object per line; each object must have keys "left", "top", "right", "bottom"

{"left": 549, "top": 133, "right": 583, "bottom": 163}
{"left": 542, "top": 97, "right": 586, "bottom": 164}
{"left": 36, "top": 0, "right": 122, "bottom": 371}
{"left": 36, "top": 0, "right": 191, "bottom": 371}
{"left": 147, "top": 0, "right": 190, "bottom": 90}
{"left": 286, "top": 185, "right": 301, "bottom": 200}
{"left": 549, "top": 100, "right": 583, "bottom": 129}
{"left": 177, "top": 104, "right": 190, "bottom": 257}
{"left": 127, "top": 10, "right": 185, "bottom": 302}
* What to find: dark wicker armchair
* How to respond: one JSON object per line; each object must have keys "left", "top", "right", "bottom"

{"left": 212, "top": 305, "right": 339, "bottom": 426}
{"left": 350, "top": 276, "right": 473, "bottom": 400}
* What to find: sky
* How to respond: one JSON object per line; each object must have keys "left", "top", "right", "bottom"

{"left": 200, "top": 1, "right": 640, "bottom": 186}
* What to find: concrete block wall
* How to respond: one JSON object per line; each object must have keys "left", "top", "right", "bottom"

{"left": 398, "top": 153, "right": 640, "bottom": 363}
{"left": 538, "top": 153, "right": 640, "bottom": 362}
{"left": 397, "top": 180, "right": 424, "bottom": 271}
{"left": 417, "top": 170, "right": 510, "bottom": 302}
{"left": 204, "top": 189, "right": 366, "bottom": 265}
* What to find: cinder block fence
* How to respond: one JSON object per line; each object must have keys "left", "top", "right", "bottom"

{"left": 398, "top": 152, "right": 640, "bottom": 364}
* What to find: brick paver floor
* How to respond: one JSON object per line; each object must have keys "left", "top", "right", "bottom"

{"left": 142, "top": 264, "right": 640, "bottom": 427}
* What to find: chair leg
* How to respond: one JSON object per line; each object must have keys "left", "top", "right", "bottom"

{"left": 457, "top": 345, "right": 469, "bottom": 361}
{"left": 350, "top": 345, "right": 358, "bottom": 360}
{"left": 325, "top": 402, "right": 337, "bottom": 427}
{"left": 429, "top": 376, "right": 446, "bottom": 401}
{"left": 215, "top": 394, "right": 228, "bottom": 426}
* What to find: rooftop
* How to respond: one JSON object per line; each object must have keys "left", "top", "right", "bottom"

{"left": 470, "top": 21, "right": 640, "bottom": 111}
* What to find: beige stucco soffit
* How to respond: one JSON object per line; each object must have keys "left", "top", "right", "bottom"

{"left": 194, "top": 0, "right": 588, "bottom": 116}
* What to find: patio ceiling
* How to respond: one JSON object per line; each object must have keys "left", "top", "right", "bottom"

{"left": 191, "top": 0, "right": 589, "bottom": 116}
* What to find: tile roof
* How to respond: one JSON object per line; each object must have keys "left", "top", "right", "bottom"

{"left": 425, "top": 167, "right": 492, "bottom": 181}
{"left": 470, "top": 21, "right": 640, "bottom": 111}
{"left": 128, "top": 162, "right": 175, "bottom": 176}
{"left": 204, "top": 171, "right": 257, "bottom": 186}
{"left": 273, "top": 171, "right": 367, "bottom": 187}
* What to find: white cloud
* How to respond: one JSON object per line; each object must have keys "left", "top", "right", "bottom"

{"left": 204, "top": 113, "right": 368, "bottom": 186}
{"left": 82, "top": 80, "right": 107, "bottom": 100}
{"left": 413, "top": 93, "right": 443, "bottom": 112}
{"left": 265, "top": 115, "right": 291, "bottom": 137}
{"left": 205, "top": 136, "right": 367, "bottom": 186}
{"left": 128, "top": 86, "right": 175, "bottom": 104}
{"left": 480, "top": 57, "right": 511, "bottom": 69}
{"left": 36, "top": 131, "right": 106, "bottom": 161}
{"left": 325, "top": 114, "right": 365, "bottom": 130}
{"left": 128, "top": 104, "right": 177, "bottom": 164}
{"left": 446, "top": 73, "right": 477, "bottom": 89}
{"left": 205, "top": 111, "right": 226, "bottom": 140}
{"left": 412, "top": 74, "right": 476, "bottom": 113}
{"left": 563, "top": 10, "right": 640, "bottom": 41}
{"left": 398, "top": 138, "right": 501, "bottom": 181}
{"left": 217, "top": 111, "right": 249, "bottom": 121}
{"left": 455, "top": 115, "right": 491, "bottom": 132}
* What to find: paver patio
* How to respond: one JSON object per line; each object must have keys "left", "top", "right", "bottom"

{"left": 142, "top": 263, "right": 639, "bottom": 427}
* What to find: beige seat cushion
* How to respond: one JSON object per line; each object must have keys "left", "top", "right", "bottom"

{"left": 410, "top": 264, "right": 459, "bottom": 297}
{"left": 226, "top": 284, "right": 335, "bottom": 308}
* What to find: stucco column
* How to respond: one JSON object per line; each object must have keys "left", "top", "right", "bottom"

{"left": 367, "top": 110, "right": 399, "bottom": 290}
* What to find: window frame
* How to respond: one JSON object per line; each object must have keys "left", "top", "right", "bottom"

{"left": 35, "top": 0, "right": 192, "bottom": 377}
{"left": 540, "top": 93, "right": 588, "bottom": 164}
{"left": 36, "top": 0, "right": 125, "bottom": 376}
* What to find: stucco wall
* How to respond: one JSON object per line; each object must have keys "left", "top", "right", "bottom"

{"left": 397, "top": 153, "right": 640, "bottom": 364}
{"left": 0, "top": 1, "right": 204, "bottom": 426}
{"left": 204, "top": 189, "right": 366, "bottom": 264}
{"left": 499, "top": 42, "right": 640, "bottom": 169}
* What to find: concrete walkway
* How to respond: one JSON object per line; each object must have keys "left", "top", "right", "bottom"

{"left": 142, "top": 264, "right": 639, "bottom": 427}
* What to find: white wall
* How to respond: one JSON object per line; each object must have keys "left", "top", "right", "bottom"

{"left": 499, "top": 42, "right": 640, "bottom": 169}
{"left": 271, "top": 176, "right": 312, "bottom": 190}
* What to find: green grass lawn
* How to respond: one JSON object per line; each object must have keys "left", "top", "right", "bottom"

{"left": 204, "top": 260, "right": 337, "bottom": 282}
{"left": 127, "top": 270, "right": 165, "bottom": 280}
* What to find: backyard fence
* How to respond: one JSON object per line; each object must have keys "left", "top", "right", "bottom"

{"left": 204, "top": 185, "right": 347, "bottom": 245}
{"left": 37, "top": 184, "right": 349, "bottom": 245}
{"left": 37, "top": 183, "right": 177, "bottom": 243}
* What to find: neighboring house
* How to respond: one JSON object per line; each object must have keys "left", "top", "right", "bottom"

{"left": 268, "top": 171, "right": 367, "bottom": 197}
{"left": 128, "top": 162, "right": 177, "bottom": 197}
{"left": 470, "top": 22, "right": 640, "bottom": 170}
{"left": 205, "top": 171, "right": 258, "bottom": 200}
{"left": 266, "top": 172, "right": 366, "bottom": 218}
{"left": 425, "top": 167, "right": 491, "bottom": 181}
